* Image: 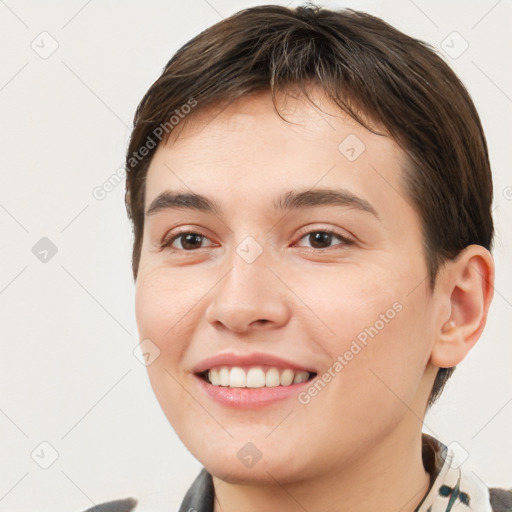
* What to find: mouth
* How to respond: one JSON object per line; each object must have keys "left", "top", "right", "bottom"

{"left": 191, "top": 352, "right": 320, "bottom": 408}
{"left": 193, "top": 366, "right": 318, "bottom": 409}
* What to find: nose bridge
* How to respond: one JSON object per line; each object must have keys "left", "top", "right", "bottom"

{"left": 205, "top": 235, "right": 290, "bottom": 332}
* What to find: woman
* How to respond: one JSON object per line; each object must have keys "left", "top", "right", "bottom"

{"left": 84, "top": 4, "right": 511, "bottom": 511}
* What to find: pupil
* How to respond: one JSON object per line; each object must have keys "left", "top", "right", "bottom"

{"left": 182, "top": 234, "right": 202, "bottom": 250}
{"left": 310, "top": 232, "right": 331, "bottom": 249}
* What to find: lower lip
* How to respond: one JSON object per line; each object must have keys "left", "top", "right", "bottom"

{"left": 193, "top": 374, "right": 315, "bottom": 409}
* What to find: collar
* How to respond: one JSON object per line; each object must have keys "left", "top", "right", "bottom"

{"left": 178, "top": 434, "right": 493, "bottom": 512}
{"left": 415, "top": 434, "right": 492, "bottom": 511}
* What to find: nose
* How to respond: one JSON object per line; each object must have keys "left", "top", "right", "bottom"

{"left": 204, "top": 249, "right": 291, "bottom": 334}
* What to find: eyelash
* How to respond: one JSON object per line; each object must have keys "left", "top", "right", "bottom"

{"left": 159, "top": 227, "right": 354, "bottom": 252}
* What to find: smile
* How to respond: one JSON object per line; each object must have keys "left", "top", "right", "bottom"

{"left": 194, "top": 366, "right": 318, "bottom": 409}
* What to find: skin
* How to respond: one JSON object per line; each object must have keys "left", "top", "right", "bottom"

{"left": 134, "top": 87, "right": 494, "bottom": 512}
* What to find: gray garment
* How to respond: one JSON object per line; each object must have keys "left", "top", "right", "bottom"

{"left": 177, "top": 467, "right": 215, "bottom": 512}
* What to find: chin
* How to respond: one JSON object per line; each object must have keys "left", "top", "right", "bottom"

{"left": 187, "top": 436, "right": 316, "bottom": 485}
{"left": 203, "top": 457, "right": 302, "bottom": 485}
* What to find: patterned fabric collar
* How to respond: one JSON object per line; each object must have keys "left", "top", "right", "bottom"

{"left": 177, "top": 434, "right": 495, "bottom": 512}
{"left": 415, "top": 434, "right": 492, "bottom": 511}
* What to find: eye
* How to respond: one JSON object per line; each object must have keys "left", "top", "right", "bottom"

{"left": 295, "top": 228, "right": 354, "bottom": 250}
{"left": 160, "top": 227, "right": 354, "bottom": 252}
{"left": 160, "top": 230, "right": 214, "bottom": 251}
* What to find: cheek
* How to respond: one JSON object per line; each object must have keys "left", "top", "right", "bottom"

{"left": 296, "top": 266, "right": 399, "bottom": 350}
{"left": 134, "top": 269, "right": 203, "bottom": 433}
{"left": 299, "top": 267, "right": 428, "bottom": 406}
{"left": 134, "top": 272, "right": 195, "bottom": 404}
{"left": 135, "top": 267, "right": 203, "bottom": 349}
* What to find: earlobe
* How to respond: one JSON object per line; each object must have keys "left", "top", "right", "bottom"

{"left": 431, "top": 319, "right": 464, "bottom": 368}
{"left": 430, "top": 245, "right": 494, "bottom": 368}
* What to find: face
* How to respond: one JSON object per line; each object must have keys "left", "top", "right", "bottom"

{"left": 135, "top": 88, "right": 440, "bottom": 484}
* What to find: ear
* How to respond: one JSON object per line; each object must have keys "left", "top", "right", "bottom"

{"left": 430, "top": 245, "right": 495, "bottom": 368}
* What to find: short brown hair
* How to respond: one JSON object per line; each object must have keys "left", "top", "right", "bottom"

{"left": 124, "top": 3, "right": 494, "bottom": 409}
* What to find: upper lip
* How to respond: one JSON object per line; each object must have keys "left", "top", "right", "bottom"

{"left": 192, "top": 351, "right": 318, "bottom": 375}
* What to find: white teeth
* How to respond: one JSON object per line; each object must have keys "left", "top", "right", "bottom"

{"left": 246, "top": 367, "right": 265, "bottom": 388}
{"left": 265, "top": 367, "right": 280, "bottom": 387}
{"left": 280, "top": 369, "right": 294, "bottom": 386}
{"left": 206, "top": 366, "right": 312, "bottom": 388}
{"left": 293, "top": 371, "right": 310, "bottom": 384}
{"left": 209, "top": 368, "right": 219, "bottom": 384}
{"left": 219, "top": 367, "right": 230, "bottom": 386}
{"left": 229, "top": 367, "right": 246, "bottom": 387}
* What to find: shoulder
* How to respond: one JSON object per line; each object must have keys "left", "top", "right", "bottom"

{"left": 490, "top": 487, "right": 512, "bottom": 512}
{"left": 78, "top": 497, "right": 138, "bottom": 512}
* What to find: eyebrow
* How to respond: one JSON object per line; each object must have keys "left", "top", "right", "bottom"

{"left": 145, "top": 188, "right": 379, "bottom": 219}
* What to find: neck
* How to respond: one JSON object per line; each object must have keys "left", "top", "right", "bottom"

{"left": 212, "top": 420, "right": 431, "bottom": 512}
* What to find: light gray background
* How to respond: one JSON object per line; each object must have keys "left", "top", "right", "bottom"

{"left": 0, "top": 0, "right": 511, "bottom": 510}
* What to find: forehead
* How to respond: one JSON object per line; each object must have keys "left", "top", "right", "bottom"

{"left": 144, "top": 88, "right": 411, "bottom": 223}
